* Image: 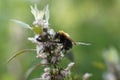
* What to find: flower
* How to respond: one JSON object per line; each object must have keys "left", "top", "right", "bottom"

{"left": 41, "top": 58, "right": 49, "bottom": 64}
{"left": 32, "top": 68, "right": 51, "bottom": 80}
{"left": 31, "top": 4, "right": 44, "bottom": 22}
{"left": 41, "top": 68, "right": 51, "bottom": 80}
{"left": 28, "top": 35, "right": 44, "bottom": 55}
{"left": 65, "top": 62, "right": 75, "bottom": 71}
{"left": 60, "top": 62, "right": 75, "bottom": 78}
{"left": 36, "top": 53, "right": 47, "bottom": 59}
{"left": 31, "top": 4, "right": 50, "bottom": 29}
{"left": 83, "top": 73, "right": 92, "bottom": 80}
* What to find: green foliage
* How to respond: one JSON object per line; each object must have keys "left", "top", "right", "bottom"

{"left": 25, "top": 63, "right": 43, "bottom": 79}
{"left": 32, "top": 25, "right": 42, "bottom": 34}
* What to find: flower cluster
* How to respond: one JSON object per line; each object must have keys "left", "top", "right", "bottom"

{"left": 38, "top": 62, "right": 74, "bottom": 80}
{"left": 28, "top": 5, "right": 75, "bottom": 80}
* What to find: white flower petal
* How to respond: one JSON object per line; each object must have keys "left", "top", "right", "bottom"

{"left": 45, "top": 5, "right": 49, "bottom": 23}
{"left": 36, "top": 53, "right": 47, "bottom": 59}
{"left": 36, "top": 44, "right": 44, "bottom": 54}
{"left": 28, "top": 37, "right": 37, "bottom": 43}
{"left": 31, "top": 4, "right": 45, "bottom": 21}
{"left": 83, "top": 73, "right": 92, "bottom": 80}
{"left": 41, "top": 59, "right": 48, "bottom": 64}
{"left": 44, "top": 68, "right": 50, "bottom": 72}
{"left": 48, "top": 29, "right": 55, "bottom": 35}
{"left": 65, "top": 62, "right": 75, "bottom": 71}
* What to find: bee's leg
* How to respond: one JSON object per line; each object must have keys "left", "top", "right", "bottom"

{"left": 36, "top": 36, "right": 42, "bottom": 42}
{"left": 61, "top": 47, "right": 64, "bottom": 51}
{"left": 53, "top": 41, "right": 62, "bottom": 43}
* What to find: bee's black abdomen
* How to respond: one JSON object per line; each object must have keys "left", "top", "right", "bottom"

{"left": 63, "top": 39, "right": 72, "bottom": 50}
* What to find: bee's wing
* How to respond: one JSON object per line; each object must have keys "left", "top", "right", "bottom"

{"left": 68, "top": 36, "right": 91, "bottom": 46}
{"left": 73, "top": 42, "right": 91, "bottom": 46}
{"left": 65, "top": 50, "right": 74, "bottom": 62}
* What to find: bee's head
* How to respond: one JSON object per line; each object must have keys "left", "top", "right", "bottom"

{"left": 54, "top": 30, "right": 64, "bottom": 38}
{"left": 54, "top": 30, "right": 70, "bottom": 39}
{"left": 58, "top": 30, "right": 64, "bottom": 35}
{"left": 54, "top": 32, "right": 60, "bottom": 39}
{"left": 58, "top": 30, "right": 70, "bottom": 38}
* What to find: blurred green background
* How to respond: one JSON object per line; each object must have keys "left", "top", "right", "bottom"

{"left": 1, "top": 0, "right": 120, "bottom": 80}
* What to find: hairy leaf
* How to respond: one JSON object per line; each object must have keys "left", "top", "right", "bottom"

{"left": 7, "top": 49, "right": 36, "bottom": 63}
{"left": 11, "top": 19, "right": 32, "bottom": 30}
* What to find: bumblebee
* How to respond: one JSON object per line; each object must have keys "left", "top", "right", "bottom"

{"left": 54, "top": 30, "right": 90, "bottom": 50}
{"left": 54, "top": 30, "right": 74, "bottom": 50}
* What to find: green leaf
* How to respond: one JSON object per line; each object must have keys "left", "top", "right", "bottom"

{"left": 11, "top": 19, "right": 32, "bottom": 30}
{"left": 7, "top": 49, "right": 36, "bottom": 63}
{"left": 25, "top": 63, "right": 43, "bottom": 79}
